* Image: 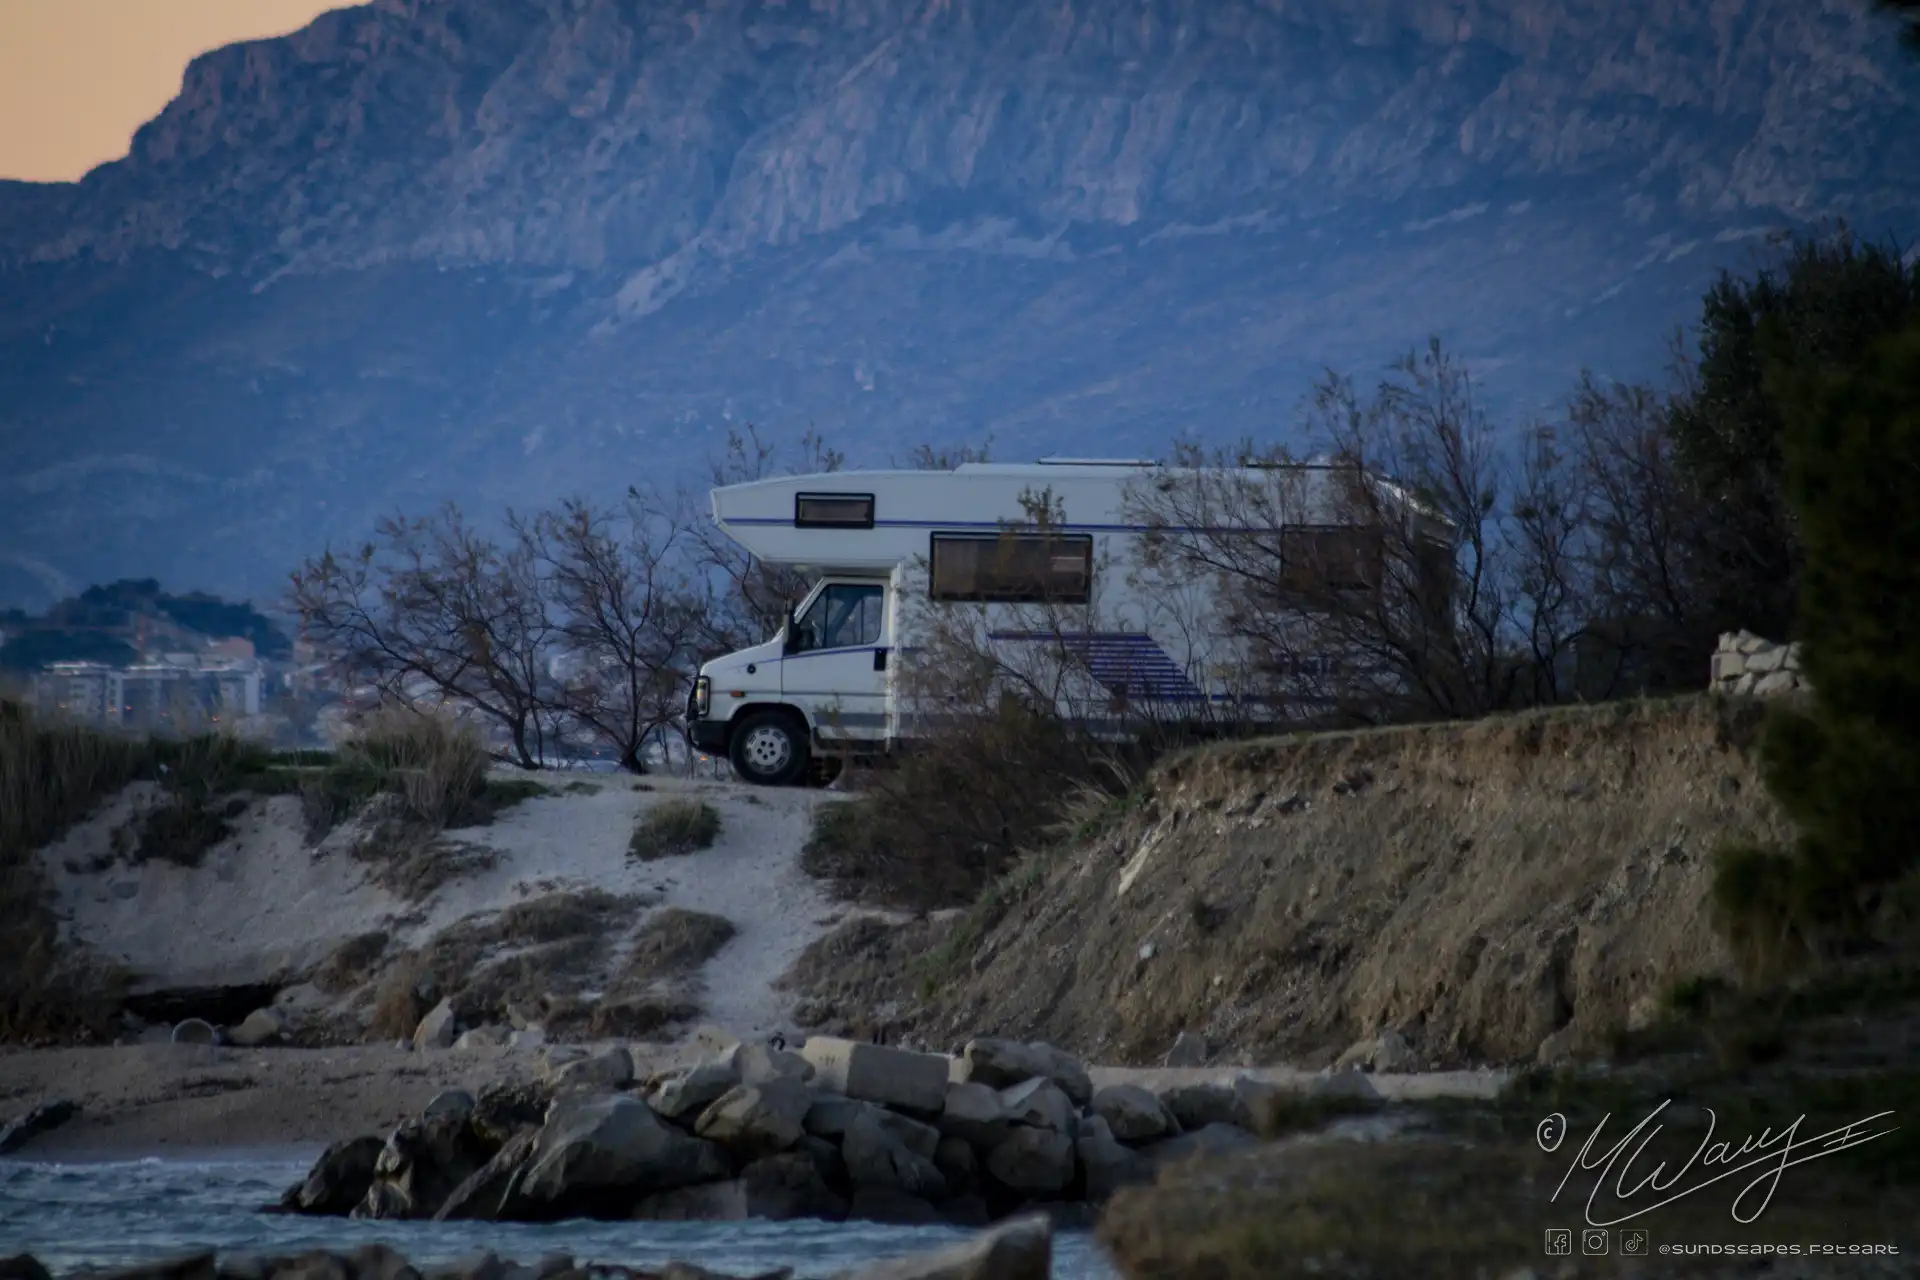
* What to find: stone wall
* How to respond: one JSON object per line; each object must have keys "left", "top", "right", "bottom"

{"left": 1710, "top": 631, "right": 1808, "bottom": 697}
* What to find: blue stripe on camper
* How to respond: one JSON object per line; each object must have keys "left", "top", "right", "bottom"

{"left": 722, "top": 517, "right": 1280, "bottom": 536}
{"left": 989, "top": 631, "right": 1207, "bottom": 702}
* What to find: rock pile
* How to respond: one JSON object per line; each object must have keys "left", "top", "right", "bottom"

{"left": 275, "top": 1031, "right": 1309, "bottom": 1227}
{"left": 0, "top": 1213, "right": 1053, "bottom": 1280}
{"left": 1710, "top": 630, "right": 1808, "bottom": 698}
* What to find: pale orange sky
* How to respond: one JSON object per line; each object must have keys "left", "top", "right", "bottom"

{"left": 0, "top": 0, "right": 347, "bottom": 183}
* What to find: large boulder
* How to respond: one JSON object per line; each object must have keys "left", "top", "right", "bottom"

{"left": 996, "top": 1079, "right": 1077, "bottom": 1136}
{"left": 801, "top": 1095, "right": 867, "bottom": 1141}
{"left": 1090, "top": 1084, "right": 1178, "bottom": 1144}
{"left": 352, "top": 1114, "right": 493, "bottom": 1220}
{"left": 800, "top": 1037, "right": 948, "bottom": 1113}
{"left": 454, "top": 1026, "right": 509, "bottom": 1051}
{"left": 695, "top": 1079, "right": 814, "bottom": 1159}
{"left": 936, "top": 1083, "right": 1011, "bottom": 1148}
{"left": 69, "top": 1252, "right": 217, "bottom": 1280}
{"left": 515, "top": 1093, "right": 732, "bottom": 1218}
{"left": 277, "top": 1135, "right": 385, "bottom": 1215}
{"left": 955, "top": 1039, "right": 1091, "bottom": 1106}
{"left": 841, "top": 1109, "right": 946, "bottom": 1200}
{"left": 469, "top": 1080, "right": 550, "bottom": 1146}
{"left": 423, "top": 1090, "right": 476, "bottom": 1121}
{"left": 797, "top": 1134, "right": 848, "bottom": 1189}
{"left": 412, "top": 1000, "right": 458, "bottom": 1051}
{"left": 632, "top": 1153, "right": 847, "bottom": 1222}
{"left": 932, "top": 1136, "right": 979, "bottom": 1194}
{"left": 434, "top": 1130, "right": 541, "bottom": 1221}
{"left": 983, "top": 1127, "right": 1075, "bottom": 1196}
{"left": 1076, "top": 1115, "right": 1153, "bottom": 1202}
{"left": 549, "top": 1047, "right": 634, "bottom": 1092}
{"left": 730, "top": 1043, "right": 815, "bottom": 1086}
{"left": 829, "top": 1213, "right": 1053, "bottom": 1280}
{"left": 650, "top": 1062, "right": 741, "bottom": 1123}
{"left": 1335, "top": 1029, "right": 1416, "bottom": 1073}
{"left": 0, "top": 1100, "right": 78, "bottom": 1155}
{"left": 228, "top": 1007, "right": 287, "bottom": 1048}
{"left": 1308, "top": 1067, "right": 1384, "bottom": 1102}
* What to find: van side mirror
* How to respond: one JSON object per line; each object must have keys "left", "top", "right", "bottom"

{"left": 782, "top": 607, "right": 799, "bottom": 654}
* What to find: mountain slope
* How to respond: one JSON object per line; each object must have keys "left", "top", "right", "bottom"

{"left": 1, "top": 0, "right": 1915, "bottom": 606}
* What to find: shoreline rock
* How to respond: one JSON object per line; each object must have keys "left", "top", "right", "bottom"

{"left": 270, "top": 1029, "right": 1322, "bottom": 1230}
{"left": 13, "top": 1213, "right": 1053, "bottom": 1280}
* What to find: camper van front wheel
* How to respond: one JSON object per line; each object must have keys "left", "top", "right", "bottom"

{"left": 730, "top": 711, "right": 808, "bottom": 786}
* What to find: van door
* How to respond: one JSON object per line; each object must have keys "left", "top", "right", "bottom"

{"left": 781, "top": 579, "right": 889, "bottom": 744}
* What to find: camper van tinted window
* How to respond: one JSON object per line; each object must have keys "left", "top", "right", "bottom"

{"left": 1279, "top": 525, "right": 1382, "bottom": 593}
{"left": 795, "top": 493, "right": 875, "bottom": 528}
{"left": 929, "top": 532, "right": 1093, "bottom": 604}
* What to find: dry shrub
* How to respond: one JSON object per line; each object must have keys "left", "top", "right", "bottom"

{"left": 127, "top": 796, "right": 236, "bottom": 869}
{"left": 360, "top": 834, "right": 500, "bottom": 902}
{"left": 580, "top": 906, "right": 734, "bottom": 1042}
{"left": 627, "top": 798, "right": 720, "bottom": 861}
{"left": 314, "top": 930, "right": 391, "bottom": 995}
{"left": 339, "top": 708, "right": 492, "bottom": 827}
{"left": 800, "top": 700, "right": 1140, "bottom": 912}
{"left": 300, "top": 708, "right": 544, "bottom": 844}
{"left": 362, "top": 890, "right": 637, "bottom": 1039}
{"left": 368, "top": 951, "right": 431, "bottom": 1041}
{"left": 776, "top": 914, "right": 946, "bottom": 1044}
{"left": 621, "top": 907, "right": 737, "bottom": 984}
{"left": 588, "top": 994, "right": 703, "bottom": 1040}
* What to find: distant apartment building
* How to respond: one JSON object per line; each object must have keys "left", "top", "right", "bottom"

{"left": 33, "top": 656, "right": 264, "bottom": 731}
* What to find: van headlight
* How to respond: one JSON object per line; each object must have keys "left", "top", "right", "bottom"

{"left": 693, "top": 676, "right": 711, "bottom": 717}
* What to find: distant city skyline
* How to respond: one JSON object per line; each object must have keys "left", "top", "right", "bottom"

{"left": 0, "top": 0, "right": 340, "bottom": 183}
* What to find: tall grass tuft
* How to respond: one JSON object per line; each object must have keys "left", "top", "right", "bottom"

{"left": 302, "top": 708, "right": 496, "bottom": 835}
{"left": 0, "top": 699, "right": 144, "bottom": 1042}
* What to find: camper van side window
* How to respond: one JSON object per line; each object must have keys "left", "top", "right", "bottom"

{"left": 1279, "top": 525, "right": 1382, "bottom": 593}
{"left": 795, "top": 493, "right": 876, "bottom": 529}
{"left": 929, "top": 532, "right": 1093, "bottom": 604}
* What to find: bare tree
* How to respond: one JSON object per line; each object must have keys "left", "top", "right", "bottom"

{"left": 1566, "top": 372, "right": 1717, "bottom": 696}
{"left": 898, "top": 436, "right": 995, "bottom": 470}
{"left": 1128, "top": 339, "right": 1598, "bottom": 724}
{"left": 529, "top": 495, "right": 705, "bottom": 774}
{"left": 687, "top": 425, "right": 845, "bottom": 656}
{"left": 289, "top": 506, "right": 559, "bottom": 768}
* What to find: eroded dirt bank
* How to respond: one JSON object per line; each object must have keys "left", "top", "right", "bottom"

{"left": 788, "top": 697, "right": 1791, "bottom": 1069}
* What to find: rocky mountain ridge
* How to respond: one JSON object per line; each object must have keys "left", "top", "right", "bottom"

{"left": 1, "top": 0, "right": 1915, "bottom": 605}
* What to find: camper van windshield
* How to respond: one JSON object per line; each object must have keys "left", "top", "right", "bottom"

{"left": 791, "top": 583, "right": 884, "bottom": 652}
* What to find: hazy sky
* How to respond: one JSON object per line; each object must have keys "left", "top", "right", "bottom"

{"left": 0, "top": 0, "right": 344, "bottom": 183}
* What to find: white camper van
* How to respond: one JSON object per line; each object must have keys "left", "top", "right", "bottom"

{"left": 683, "top": 458, "right": 1430, "bottom": 785}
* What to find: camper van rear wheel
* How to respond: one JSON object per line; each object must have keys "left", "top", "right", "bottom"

{"left": 730, "top": 711, "right": 808, "bottom": 786}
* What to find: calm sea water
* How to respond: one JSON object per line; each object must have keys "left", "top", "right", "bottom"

{"left": 0, "top": 1153, "right": 1122, "bottom": 1278}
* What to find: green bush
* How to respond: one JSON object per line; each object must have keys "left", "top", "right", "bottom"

{"left": 1716, "top": 319, "right": 1920, "bottom": 963}
{"left": 628, "top": 798, "right": 721, "bottom": 860}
